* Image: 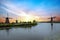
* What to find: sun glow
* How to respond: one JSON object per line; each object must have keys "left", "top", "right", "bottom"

{"left": 2, "top": 3, "right": 38, "bottom": 22}
{"left": 23, "top": 15, "right": 34, "bottom": 22}
{"left": 1, "top": 2, "right": 40, "bottom": 22}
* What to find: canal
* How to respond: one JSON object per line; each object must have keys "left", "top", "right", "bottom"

{"left": 0, "top": 23, "right": 60, "bottom": 40}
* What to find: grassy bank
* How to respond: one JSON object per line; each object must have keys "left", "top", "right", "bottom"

{"left": 0, "top": 22, "right": 37, "bottom": 27}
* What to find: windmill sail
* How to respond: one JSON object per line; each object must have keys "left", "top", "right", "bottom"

{"left": 48, "top": 16, "right": 56, "bottom": 23}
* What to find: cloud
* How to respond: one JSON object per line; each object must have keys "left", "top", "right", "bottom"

{"left": 1, "top": 0, "right": 60, "bottom": 17}
{"left": 2, "top": 2, "right": 29, "bottom": 16}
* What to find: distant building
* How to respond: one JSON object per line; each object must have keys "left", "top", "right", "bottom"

{"left": 16, "top": 20, "right": 18, "bottom": 23}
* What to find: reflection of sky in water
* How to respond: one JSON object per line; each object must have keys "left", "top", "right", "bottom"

{"left": 0, "top": 23, "right": 60, "bottom": 40}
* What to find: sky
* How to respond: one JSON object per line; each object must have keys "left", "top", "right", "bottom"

{"left": 0, "top": 0, "right": 60, "bottom": 22}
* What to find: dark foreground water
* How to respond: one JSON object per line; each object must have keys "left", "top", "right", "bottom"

{"left": 0, "top": 23, "right": 60, "bottom": 40}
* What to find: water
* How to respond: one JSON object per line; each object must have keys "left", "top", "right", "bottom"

{"left": 0, "top": 23, "right": 60, "bottom": 40}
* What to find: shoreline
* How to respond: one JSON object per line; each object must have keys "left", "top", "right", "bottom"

{"left": 0, "top": 23, "right": 37, "bottom": 27}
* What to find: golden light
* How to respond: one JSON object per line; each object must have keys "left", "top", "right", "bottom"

{"left": 2, "top": 2, "right": 50, "bottom": 22}
{"left": 23, "top": 15, "right": 41, "bottom": 22}
{"left": 21, "top": 15, "right": 35, "bottom": 22}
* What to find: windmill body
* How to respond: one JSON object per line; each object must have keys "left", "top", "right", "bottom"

{"left": 50, "top": 17, "right": 53, "bottom": 26}
{"left": 5, "top": 17, "right": 10, "bottom": 24}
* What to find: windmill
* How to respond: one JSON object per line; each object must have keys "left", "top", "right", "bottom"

{"left": 4, "top": 13, "right": 12, "bottom": 24}
{"left": 48, "top": 16, "right": 56, "bottom": 31}
{"left": 48, "top": 16, "right": 56, "bottom": 23}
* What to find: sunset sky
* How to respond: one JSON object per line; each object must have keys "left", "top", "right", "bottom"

{"left": 0, "top": 0, "right": 60, "bottom": 23}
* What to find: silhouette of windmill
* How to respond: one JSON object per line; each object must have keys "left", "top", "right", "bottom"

{"left": 48, "top": 16, "right": 56, "bottom": 23}
{"left": 4, "top": 13, "right": 12, "bottom": 24}
{"left": 48, "top": 16, "right": 56, "bottom": 31}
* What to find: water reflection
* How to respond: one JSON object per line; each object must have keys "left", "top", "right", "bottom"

{"left": 0, "top": 27, "right": 11, "bottom": 36}
{"left": 0, "top": 23, "right": 60, "bottom": 40}
{"left": 51, "top": 23, "right": 53, "bottom": 31}
{"left": 5, "top": 27, "right": 10, "bottom": 36}
{"left": 50, "top": 23, "right": 54, "bottom": 40}
{"left": 0, "top": 24, "right": 37, "bottom": 35}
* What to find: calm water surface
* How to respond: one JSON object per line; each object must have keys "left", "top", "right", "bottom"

{"left": 0, "top": 23, "right": 60, "bottom": 40}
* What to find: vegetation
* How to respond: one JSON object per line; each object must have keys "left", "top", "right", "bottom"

{"left": 39, "top": 21, "right": 60, "bottom": 23}
{"left": 0, "top": 22, "right": 37, "bottom": 27}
